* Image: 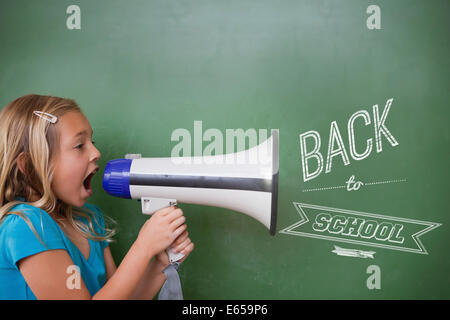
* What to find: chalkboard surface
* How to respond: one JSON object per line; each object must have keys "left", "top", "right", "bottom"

{"left": 1, "top": 0, "right": 448, "bottom": 299}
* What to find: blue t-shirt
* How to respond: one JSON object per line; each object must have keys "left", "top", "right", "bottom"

{"left": 0, "top": 201, "right": 110, "bottom": 299}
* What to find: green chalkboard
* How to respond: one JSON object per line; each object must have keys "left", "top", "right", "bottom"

{"left": 1, "top": 0, "right": 449, "bottom": 299}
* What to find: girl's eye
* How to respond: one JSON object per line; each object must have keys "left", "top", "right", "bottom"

{"left": 75, "top": 140, "right": 94, "bottom": 150}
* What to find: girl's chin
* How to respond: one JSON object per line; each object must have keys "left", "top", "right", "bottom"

{"left": 61, "top": 198, "right": 86, "bottom": 208}
{"left": 51, "top": 189, "right": 89, "bottom": 208}
{"left": 69, "top": 188, "right": 91, "bottom": 207}
{"left": 82, "top": 185, "right": 93, "bottom": 197}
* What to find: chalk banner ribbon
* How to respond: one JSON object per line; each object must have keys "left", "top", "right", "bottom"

{"left": 280, "top": 203, "right": 441, "bottom": 255}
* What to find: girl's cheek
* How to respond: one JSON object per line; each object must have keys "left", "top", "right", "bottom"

{"left": 55, "top": 159, "right": 83, "bottom": 185}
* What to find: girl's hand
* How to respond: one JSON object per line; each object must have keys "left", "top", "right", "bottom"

{"left": 171, "top": 229, "right": 194, "bottom": 263}
{"left": 155, "top": 229, "right": 194, "bottom": 266}
{"left": 136, "top": 206, "right": 186, "bottom": 259}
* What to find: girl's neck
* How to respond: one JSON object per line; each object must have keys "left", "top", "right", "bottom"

{"left": 27, "top": 194, "right": 40, "bottom": 203}
{"left": 26, "top": 193, "right": 66, "bottom": 219}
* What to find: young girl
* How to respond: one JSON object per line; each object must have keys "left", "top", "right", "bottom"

{"left": 0, "top": 94, "right": 194, "bottom": 299}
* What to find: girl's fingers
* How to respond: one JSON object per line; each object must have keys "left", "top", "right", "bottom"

{"left": 172, "top": 224, "right": 187, "bottom": 239}
{"left": 170, "top": 215, "right": 186, "bottom": 231}
{"left": 173, "top": 237, "right": 191, "bottom": 253}
{"left": 178, "top": 243, "right": 194, "bottom": 263}
{"left": 181, "top": 242, "right": 194, "bottom": 255}
{"left": 166, "top": 208, "right": 183, "bottom": 221}
{"left": 173, "top": 230, "right": 189, "bottom": 246}
{"left": 156, "top": 206, "right": 178, "bottom": 216}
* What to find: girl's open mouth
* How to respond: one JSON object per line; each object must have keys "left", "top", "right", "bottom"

{"left": 83, "top": 167, "right": 98, "bottom": 195}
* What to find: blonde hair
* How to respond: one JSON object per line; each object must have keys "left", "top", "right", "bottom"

{"left": 0, "top": 94, "right": 115, "bottom": 242}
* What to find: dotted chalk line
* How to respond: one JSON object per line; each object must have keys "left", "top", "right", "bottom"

{"left": 302, "top": 185, "right": 346, "bottom": 192}
{"left": 364, "top": 179, "right": 407, "bottom": 186}
{"left": 302, "top": 178, "right": 407, "bottom": 192}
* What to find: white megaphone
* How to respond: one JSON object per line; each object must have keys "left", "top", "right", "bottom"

{"left": 102, "top": 129, "right": 279, "bottom": 262}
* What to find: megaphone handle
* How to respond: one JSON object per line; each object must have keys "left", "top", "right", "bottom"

{"left": 167, "top": 247, "right": 185, "bottom": 263}
{"left": 140, "top": 197, "right": 185, "bottom": 263}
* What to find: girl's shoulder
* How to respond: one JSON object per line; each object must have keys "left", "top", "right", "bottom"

{"left": 2, "top": 202, "right": 105, "bottom": 236}
{"left": 2, "top": 202, "right": 55, "bottom": 231}
{"left": 7, "top": 201, "right": 43, "bottom": 214}
{"left": 1, "top": 201, "right": 110, "bottom": 242}
{"left": 0, "top": 202, "right": 66, "bottom": 263}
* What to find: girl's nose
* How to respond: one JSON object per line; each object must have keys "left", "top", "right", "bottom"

{"left": 91, "top": 144, "right": 101, "bottom": 162}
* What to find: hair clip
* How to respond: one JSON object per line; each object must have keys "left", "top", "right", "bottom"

{"left": 33, "top": 111, "right": 58, "bottom": 124}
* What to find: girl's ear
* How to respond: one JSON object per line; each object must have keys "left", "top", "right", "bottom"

{"left": 17, "top": 152, "right": 27, "bottom": 175}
